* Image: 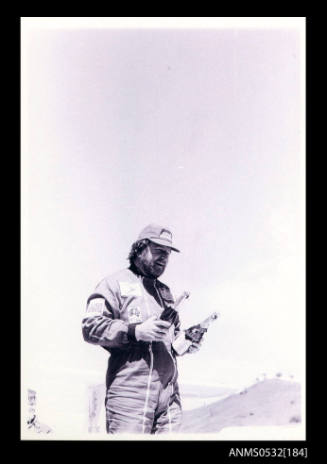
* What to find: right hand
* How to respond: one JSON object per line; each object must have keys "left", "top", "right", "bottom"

{"left": 135, "top": 315, "right": 171, "bottom": 342}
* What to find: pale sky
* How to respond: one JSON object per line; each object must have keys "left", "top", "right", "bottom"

{"left": 21, "top": 18, "right": 305, "bottom": 428}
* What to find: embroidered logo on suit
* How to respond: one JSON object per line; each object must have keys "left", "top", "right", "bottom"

{"left": 128, "top": 306, "right": 143, "bottom": 323}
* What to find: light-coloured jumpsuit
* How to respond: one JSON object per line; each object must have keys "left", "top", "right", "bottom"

{"left": 82, "top": 267, "right": 183, "bottom": 434}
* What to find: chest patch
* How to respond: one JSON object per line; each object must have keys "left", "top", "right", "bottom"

{"left": 128, "top": 306, "right": 143, "bottom": 323}
{"left": 119, "top": 281, "right": 142, "bottom": 297}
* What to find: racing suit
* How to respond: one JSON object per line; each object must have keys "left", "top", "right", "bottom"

{"left": 82, "top": 266, "right": 183, "bottom": 434}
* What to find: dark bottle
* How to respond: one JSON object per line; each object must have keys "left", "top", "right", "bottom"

{"left": 160, "top": 291, "right": 190, "bottom": 325}
{"left": 185, "top": 312, "right": 219, "bottom": 343}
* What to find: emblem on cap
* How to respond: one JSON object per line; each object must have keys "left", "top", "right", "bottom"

{"left": 160, "top": 229, "right": 172, "bottom": 241}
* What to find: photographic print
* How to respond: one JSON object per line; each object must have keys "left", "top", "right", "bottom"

{"left": 21, "top": 17, "right": 306, "bottom": 441}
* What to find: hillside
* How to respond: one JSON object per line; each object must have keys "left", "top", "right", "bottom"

{"left": 179, "top": 378, "right": 301, "bottom": 433}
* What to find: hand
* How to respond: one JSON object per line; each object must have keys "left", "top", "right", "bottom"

{"left": 187, "top": 341, "right": 202, "bottom": 354}
{"left": 135, "top": 315, "right": 171, "bottom": 342}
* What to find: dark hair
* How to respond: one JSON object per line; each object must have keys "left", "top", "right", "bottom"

{"left": 127, "top": 239, "right": 150, "bottom": 265}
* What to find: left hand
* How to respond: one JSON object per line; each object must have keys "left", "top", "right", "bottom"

{"left": 187, "top": 341, "right": 202, "bottom": 354}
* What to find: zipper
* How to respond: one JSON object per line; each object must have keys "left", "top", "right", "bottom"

{"left": 140, "top": 277, "right": 176, "bottom": 432}
{"left": 140, "top": 275, "right": 153, "bottom": 434}
{"left": 142, "top": 343, "right": 153, "bottom": 433}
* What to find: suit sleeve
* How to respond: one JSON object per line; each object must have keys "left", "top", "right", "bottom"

{"left": 82, "top": 280, "right": 134, "bottom": 349}
{"left": 173, "top": 313, "right": 181, "bottom": 339}
{"left": 171, "top": 314, "right": 187, "bottom": 356}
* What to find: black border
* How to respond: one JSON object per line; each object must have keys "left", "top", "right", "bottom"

{"left": 16, "top": 14, "right": 313, "bottom": 461}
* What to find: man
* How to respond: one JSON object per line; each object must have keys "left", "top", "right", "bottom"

{"left": 82, "top": 224, "right": 200, "bottom": 434}
{"left": 26, "top": 389, "right": 52, "bottom": 434}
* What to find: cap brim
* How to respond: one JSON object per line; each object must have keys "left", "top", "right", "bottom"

{"left": 149, "top": 238, "right": 180, "bottom": 252}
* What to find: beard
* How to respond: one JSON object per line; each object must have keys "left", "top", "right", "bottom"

{"left": 134, "top": 257, "right": 166, "bottom": 278}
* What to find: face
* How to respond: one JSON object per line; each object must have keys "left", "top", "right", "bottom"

{"left": 137, "top": 242, "right": 171, "bottom": 277}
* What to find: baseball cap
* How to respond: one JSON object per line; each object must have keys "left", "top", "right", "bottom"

{"left": 137, "top": 224, "right": 180, "bottom": 252}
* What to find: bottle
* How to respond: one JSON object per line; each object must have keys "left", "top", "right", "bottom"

{"left": 172, "top": 312, "right": 220, "bottom": 355}
{"left": 185, "top": 312, "right": 219, "bottom": 343}
{"left": 160, "top": 291, "right": 190, "bottom": 325}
